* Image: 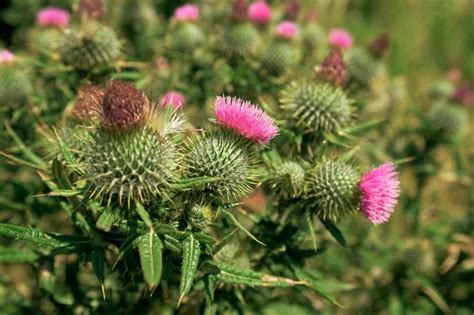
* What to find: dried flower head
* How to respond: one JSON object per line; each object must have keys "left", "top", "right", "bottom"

{"left": 368, "top": 33, "right": 390, "bottom": 59}
{"left": 0, "top": 49, "right": 15, "bottom": 65}
{"left": 285, "top": 0, "right": 300, "bottom": 20}
{"left": 248, "top": 1, "right": 272, "bottom": 24}
{"left": 174, "top": 4, "right": 199, "bottom": 22}
{"left": 72, "top": 84, "right": 105, "bottom": 122}
{"left": 315, "top": 49, "right": 346, "bottom": 86}
{"left": 160, "top": 91, "right": 186, "bottom": 109}
{"left": 328, "top": 28, "right": 353, "bottom": 50}
{"left": 450, "top": 82, "right": 474, "bottom": 107}
{"left": 360, "top": 162, "right": 400, "bottom": 224}
{"left": 276, "top": 21, "right": 298, "bottom": 40}
{"left": 215, "top": 96, "right": 278, "bottom": 144}
{"left": 78, "top": 0, "right": 106, "bottom": 19}
{"left": 101, "top": 80, "right": 148, "bottom": 131}
{"left": 37, "top": 7, "right": 70, "bottom": 27}
{"left": 231, "top": 0, "right": 248, "bottom": 21}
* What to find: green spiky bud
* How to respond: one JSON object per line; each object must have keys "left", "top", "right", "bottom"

{"left": 27, "top": 28, "right": 63, "bottom": 54}
{"left": 188, "top": 204, "right": 215, "bottom": 229}
{"left": 279, "top": 82, "right": 353, "bottom": 134}
{"left": 260, "top": 40, "right": 299, "bottom": 75}
{"left": 305, "top": 160, "right": 360, "bottom": 222}
{"left": 81, "top": 125, "right": 178, "bottom": 207}
{"left": 220, "top": 23, "right": 260, "bottom": 58}
{"left": 60, "top": 24, "right": 121, "bottom": 70}
{"left": 270, "top": 161, "right": 305, "bottom": 199}
{"left": 345, "top": 48, "right": 378, "bottom": 89}
{"left": 426, "top": 102, "right": 467, "bottom": 144}
{"left": 184, "top": 131, "right": 258, "bottom": 203}
{"left": 0, "top": 66, "right": 32, "bottom": 111}
{"left": 302, "top": 23, "right": 324, "bottom": 52}
{"left": 427, "top": 81, "right": 455, "bottom": 101}
{"left": 170, "top": 23, "right": 205, "bottom": 53}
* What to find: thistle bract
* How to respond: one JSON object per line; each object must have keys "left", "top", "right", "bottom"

{"left": 279, "top": 82, "right": 352, "bottom": 134}
{"left": 170, "top": 23, "right": 204, "bottom": 53}
{"left": 426, "top": 102, "right": 467, "bottom": 143}
{"left": 184, "top": 131, "right": 258, "bottom": 203}
{"left": 220, "top": 23, "right": 260, "bottom": 58}
{"left": 260, "top": 40, "right": 298, "bottom": 75}
{"left": 270, "top": 161, "right": 305, "bottom": 199}
{"left": 0, "top": 66, "right": 32, "bottom": 110}
{"left": 345, "top": 48, "right": 378, "bottom": 89}
{"left": 305, "top": 160, "right": 360, "bottom": 222}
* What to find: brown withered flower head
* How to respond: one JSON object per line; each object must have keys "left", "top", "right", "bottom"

{"left": 78, "top": 0, "right": 106, "bottom": 20}
{"left": 369, "top": 33, "right": 390, "bottom": 59}
{"left": 72, "top": 84, "right": 105, "bottom": 122}
{"left": 285, "top": 0, "right": 300, "bottom": 21}
{"left": 231, "top": 0, "right": 248, "bottom": 21}
{"left": 101, "top": 80, "right": 148, "bottom": 131}
{"left": 315, "top": 49, "right": 346, "bottom": 86}
{"left": 450, "top": 82, "right": 474, "bottom": 107}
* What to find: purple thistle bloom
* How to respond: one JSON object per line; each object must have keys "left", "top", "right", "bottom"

{"left": 214, "top": 96, "right": 278, "bottom": 144}
{"left": 276, "top": 21, "right": 298, "bottom": 40}
{"left": 0, "top": 49, "right": 15, "bottom": 65}
{"left": 37, "top": 7, "right": 70, "bottom": 27}
{"left": 160, "top": 90, "right": 186, "bottom": 109}
{"left": 360, "top": 162, "right": 400, "bottom": 224}
{"left": 174, "top": 4, "right": 199, "bottom": 22}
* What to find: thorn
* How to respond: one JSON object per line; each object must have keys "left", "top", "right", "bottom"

{"left": 101, "top": 284, "right": 106, "bottom": 301}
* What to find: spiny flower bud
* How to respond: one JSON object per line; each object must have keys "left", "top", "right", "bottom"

{"left": 184, "top": 131, "right": 258, "bottom": 203}
{"left": 214, "top": 96, "right": 278, "bottom": 144}
{"left": 188, "top": 204, "right": 215, "bottom": 229}
{"left": 345, "top": 48, "right": 378, "bottom": 90}
{"left": 170, "top": 23, "right": 205, "bottom": 53}
{"left": 368, "top": 33, "right": 390, "bottom": 59}
{"left": 359, "top": 162, "right": 400, "bottom": 225}
{"left": 71, "top": 84, "right": 105, "bottom": 122}
{"left": 27, "top": 28, "right": 62, "bottom": 54}
{"left": 279, "top": 82, "right": 353, "bottom": 134}
{"left": 77, "top": 0, "right": 106, "bottom": 20}
{"left": 260, "top": 40, "right": 299, "bottom": 74}
{"left": 81, "top": 126, "right": 178, "bottom": 208}
{"left": 426, "top": 102, "right": 468, "bottom": 143}
{"left": 220, "top": 23, "right": 260, "bottom": 58}
{"left": 60, "top": 24, "right": 121, "bottom": 70}
{"left": 302, "top": 23, "right": 324, "bottom": 52}
{"left": 101, "top": 80, "right": 147, "bottom": 131}
{"left": 0, "top": 66, "right": 32, "bottom": 110}
{"left": 315, "top": 49, "right": 346, "bottom": 86}
{"left": 305, "top": 160, "right": 360, "bottom": 222}
{"left": 270, "top": 161, "right": 305, "bottom": 199}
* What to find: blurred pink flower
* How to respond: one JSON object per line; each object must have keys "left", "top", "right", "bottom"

{"left": 450, "top": 82, "right": 474, "bottom": 107}
{"left": 160, "top": 91, "right": 186, "bottom": 109}
{"left": 328, "top": 28, "right": 353, "bottom": 49}
{"left": 0, "top": 49, "right": 15, "bottom": 64}
{"left": 214, "top": 96, "right": 278, "bottom": 144}
{"left": 174, "top": 4, "right": 199, "bottom": 22}
{"left": 248, "top": 1, "right": 272, "bottom": 25}
{"left": 37, "top": 7, "right": 70, "bottom": 27}
{"left": 276, "top": 21, "right": 298, "bottom": 39}
{"left": 360, "top": 162, "right": 400, "bottom": 225}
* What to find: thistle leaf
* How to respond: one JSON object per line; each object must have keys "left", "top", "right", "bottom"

{"left": 96, "top": 207, "right": 120, "bottom": 232}
{"left": 91, "top": 248, "right": 106, "bottom": 300}
{"left": 0, "top": 223, "right": 90, "bottom": 249}
{"left": 137, "top": 230, "right": 163, "bottom": 289}
{"left": 221, "top": 209, "right": 265, "bottom": 246}
{"left": 54, "top": 128, "right": 82, "bottom": 174}
{"left": 0, "top": 247, "right": 40, "bottom": 263}
{"left": 305, "top": 211, "right": 317, "bottom": 252}
{"left": 292, "top": 267, "right": 342, "bottom": 306}
{"left": 179, "top": 233, "right": 201, "bottom": 305}
{"left": 215, "top": 263, "right": 304, "bottom": 287}
{"left": 135, "top": 202, "right": 153, "bottom": 229}
{"left": 47, "top": 189, "right": 81, "bottom": 197}
{"left": 319, "top": 218, "right": 347, "bottom": 248}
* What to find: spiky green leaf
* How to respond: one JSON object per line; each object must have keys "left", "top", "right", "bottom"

{"left": 320, "top": 218, "right": 347, "bottom": 248}
{"left": 221, "top": 209, "right": 265, "bottom": 246}
{"left": 179, "top": 234, "right": 201, "bottom": 304}
{"left": 137, "top": 230, "right": 163, "bottom": 289}
{"left": 0, "top": 247, "right": 40, "bottom": 263}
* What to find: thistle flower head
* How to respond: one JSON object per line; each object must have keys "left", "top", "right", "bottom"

{"left": 315, "top": 49, "right": 346, "bottom": 86}
{"left": 214, "top": 96, "right": 278, "bottom": 144}
{"left": 37, "top": 7, "right": 70, "bottom": 27}
{"left": 0, "top": 49, "right": 15, "bottom": 65}
{"left": 170, "top": 23, "right": 205, "bottom": 52}
{"left": 360, "top": 162, "right": 400, "bottom": 224}
{"left": 368, "top": 33, "right": 390, "bottom": 59}
{"left": 174, "top": 4, "right": 199, "bottom": 22}
{"left": 71, "top": 84, "right": 105, "bottom": 122}
{"left": 220, "top": 22, "right": 260, "bottom": 58}
{"left": 285, "top": 0, "right": 300, "bottom": 20}
{"left": 260, "top": 40, "right": 298, "bottom": 74}
{"left": 276, "top": 21, "right": 298, "bottom": 40}
{"left": 345, "top": 48, "right": 378, "bottom": 89}
{"left": 305, "top": 160, "right": 360, "bottom": 222}
{"left": 271, "top": 161, "right": 305, "bottom": 199}
{"left": 160, "top": 90, "right": 186, "bottom": 109}
{"left": 231, "top": 0, "right": 248, "bottom": 21}
{"left": 101, "top": 80, "right": 147, "bottom": 131}
{"left": 450, "top": 82, "right": 474, "bottom": 107}
{"left": 78, "top": 0, "right": 106, "bottom": 19}
{"left": 328, "top": 28, "right": 353, "bottom": 49}
{"left": 427, "top": 102, "right": 468, "bottom": 143}
{"left": 248, "top": 1, "right": 272, "bottom": 24}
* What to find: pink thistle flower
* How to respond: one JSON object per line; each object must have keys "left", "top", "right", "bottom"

{"left": 328, "top": 28, "right": 353, "bottom": 49}
{"left": 276, "top": 21, "right": 298, "bottom": 40}
{"left": 174, "top": 4, "right": 199, "bottom": 22}
{"left": 248, "top": 1, "right": 272, "bottom": 25}
{"left": 450, "top": 82, "right": 474, "bottom": 107}
{"left": 160, "top": 91, "right": 186, "bottom": 109}
{"left": 0, "top": 49, "right": 15, "bottom": 65}
{"left": 214, "top": 96, "right": 278, "bottom": 144}
{"left": 37, "top": 7, "right": 70, "bottom": 27}
{"left": 360, "top": 162, "right": 400, "bottom": 225}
